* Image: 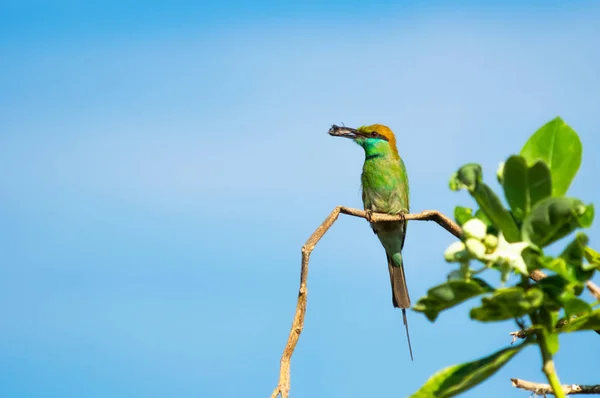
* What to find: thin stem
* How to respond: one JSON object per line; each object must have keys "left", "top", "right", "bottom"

{"left": 471, "top": 266, "right": 488, "bottom": 275}
{"left": 530, "top": 311, "right": 565, "bottom": 398}
{"left": 539, "top": 338, "right": 565, "bottom": 398}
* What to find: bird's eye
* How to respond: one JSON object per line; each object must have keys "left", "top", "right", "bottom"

{"left": 371, "top": 132, "right": 377, "bottom": 137}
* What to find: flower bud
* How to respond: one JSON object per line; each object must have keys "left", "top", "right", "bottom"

{"left": 483, "top": 234, "right": 499, "bottom": 251}
{"left": 465, "top": 238, "right": 486, "bottom": 259}
{"left": 463, "top": 218, "right": 487, "bottom": 241}
{"left": 444, "top": 241, "right": 467, "bottom": 262}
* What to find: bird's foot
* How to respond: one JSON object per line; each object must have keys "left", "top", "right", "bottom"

{"left": 365, "top": 209, "right": 374, "bottom": 223}
{"left": 399, "top": 209, "right": 408, "bottom": 223}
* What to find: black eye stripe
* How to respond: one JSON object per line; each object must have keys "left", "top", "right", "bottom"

{"left": 367, "top": 132, "right": 389, "bottom": 141}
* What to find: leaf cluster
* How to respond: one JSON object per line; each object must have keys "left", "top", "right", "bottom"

{"left": 411, "top": 117, "right": 599, "bottom": 397}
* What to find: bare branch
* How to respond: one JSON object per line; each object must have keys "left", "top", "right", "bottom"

{"left": 269, "top": 208, "right": 458, "bottom": 398}
{"left": 511, "top": 378, "right": 600, "bottom": 395}
{"left": 338, "top": 207, "right": 461, "bottom": 238}
{"left": 585, "top": 280, "right": 600, "bottom": 302}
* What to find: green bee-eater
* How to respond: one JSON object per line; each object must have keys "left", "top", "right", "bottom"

{"left": 329, "top": 124, "right": 413, "bottom": 360}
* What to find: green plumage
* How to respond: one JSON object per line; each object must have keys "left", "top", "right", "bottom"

{"left": 328, "top": 123, "right": 413, "bottom": 360}
{"left": 359, "top": 135, "right": 410, "bottom": 310}
{"left": 360, "top": 138, "right": 409, "bottom": 215}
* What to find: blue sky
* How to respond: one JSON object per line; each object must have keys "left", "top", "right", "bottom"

{"left": 1, "top": 1, "right": 600, "bottom": 397}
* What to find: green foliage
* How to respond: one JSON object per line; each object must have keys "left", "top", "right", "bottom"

{"left": 470, "top": 287, "right": 544, "bottom": 322}
{"left": 502, "top": 156, "right": 552, "bottom": 221}
{"left": 560, "top": 233, "right": 596, "bottom": 282}
{"left": 474, "top": 209, "right": 493, "bottom": 228}
{"left": 560, "top": 309, "right": 600, "bottom": 332}
{"left": 450, "top": 164, "right": 520, "bottom": 242}
{"left": 535, "top": 275, "right": 576, "bottom": 311}
{"left": 521, "top": 197, "right": 594, "bottom": 248}
{"left": 584, "top": 245, "right": 600, "bottom": 267}
{"left": 454, "top": 206, "right": 474, "bottom": 226}
{"left": 413, "top": 279, "right": 492, "bottom": 321}
{"left": 410, "top": 342, "right": 530, "bottom": 398}
{"left": 559, "top": 291, "right": 592, "bottom": 318}
{"left": 415, "top": 117, "right": 597, "bottom": 397}
{"left": 520, "top": 117, "right": 582, "bottom": 196}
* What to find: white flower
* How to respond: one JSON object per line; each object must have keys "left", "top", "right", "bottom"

{"left": 484, "top": 234, "right": 530, "bottom": 275}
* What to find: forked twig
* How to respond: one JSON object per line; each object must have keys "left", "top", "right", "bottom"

{"left": 269, "top": 207, "right": 458, "bottom": 398}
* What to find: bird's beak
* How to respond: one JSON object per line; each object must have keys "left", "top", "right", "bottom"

{"left": 328, "top": 124, "right": 360, "bottom": 139}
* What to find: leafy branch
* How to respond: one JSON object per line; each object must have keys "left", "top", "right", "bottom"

{"left": 411, "top": 117, "right": 600, "bottom": 397}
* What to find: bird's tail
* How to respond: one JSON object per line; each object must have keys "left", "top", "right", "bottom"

{"left": 387, "top": 253, "right": 413, "bottom": 360}
{"left": 387, "top": 253, "right": 410, "bottom": 308}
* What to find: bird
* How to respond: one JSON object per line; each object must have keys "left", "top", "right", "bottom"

{"left": 328, "top": 123, "right": 413, "bottom": 360}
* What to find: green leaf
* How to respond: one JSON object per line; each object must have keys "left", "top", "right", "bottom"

{"left": 560, "top": 309, "right": 600, "bottom": 332}
{"left": 522, "top": 197, "right": 594, "bottom": 248}
{"left": 583, "top": 246, "right": 600, "bottom": 272}
{"left": 560, "top": 233, "right": 588, "bottom": 266}
{"left": 474, "top": 209, "right": 493, "bottom": 227}
{"left": 452, "top": 164, "right": 520, "bottom": 242}
{"left": 502, "top": 156, "right": 529, "bottom": 221}
{"left": 413, "top": 279, "right": 493, "bottom": 322}
{"left": 410, "top": 342, "right": 530, "bottom": 398}
{"left": 528, "top": 161, "right": 553, "bottom": 207}
{"left": 502, "top": 156, "right": 553, "bottom": 223}
{"left": 537, "top": 275, "right": 571, "bottom": 311}
{"left": 454, "top": 206, "right": 474, "bottom": 226}
{"left": 449, "top": 163, "right": 482, "bottom": 191}
{"left": 470, "top": 287, "right": 543, "bottom": 322}
{"left": 584, "top": 246, "right": 600, "bottom": 266}
{"left": 560, "top": 233, "right": 596, "bottom": 282}
{"left": 476, "top": 186, "right": 521, "bottom": 242}
{"left": 540, "top": 257, "right": 579, "bottom": 285}
{"left": 520, "top": 117, "right": 582, "bottom": 196}
{"left": 559, "top": 291, "right": 592, "bottom": 318}
{"left": 579, "top": 203, "right": 595, "bottom": 228}
{"left": 521, "top": 246, "right": 543, "bottom": 272}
